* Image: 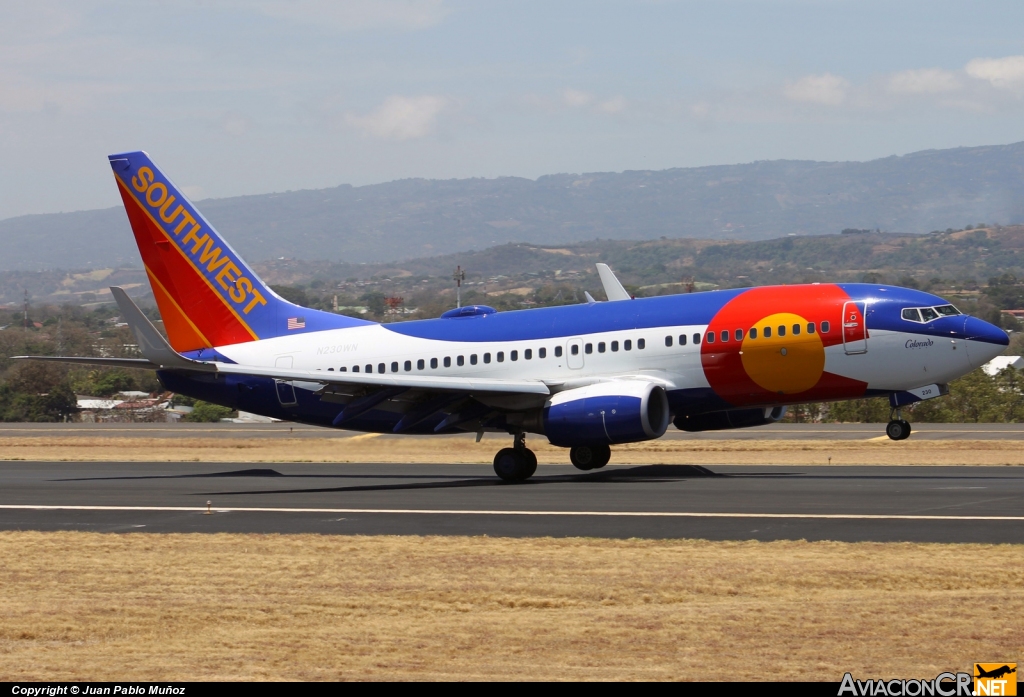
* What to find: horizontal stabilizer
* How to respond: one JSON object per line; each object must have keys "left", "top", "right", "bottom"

{"left": 110, "top": 287, "right": 214, "bottom": 371}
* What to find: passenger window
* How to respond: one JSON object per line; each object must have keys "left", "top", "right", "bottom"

{"left": 624, "top": 340, "right": 632, "bottom": 350}
{"left": 665, "top": 335, "right": 673, "bottom": 347}
{"left": 735, "top": 329, "right": 743, "bottom": 341}
{"left": 353, "top": 365, "right": 360, "bottom": 373}
{"left": 749, "top": 328, "right": 757, "bottom": 339}
{"left": 678, "top": 335, "right": 686, "bottom": 346}
{"left": 404, "top": 360, "right": 412, "bottom": 372}
{"left": 366, "top": 364, "right": 373, "bottom": 373}
{"left": 638, "top": 339, "right": 645, "bottom": 349}
{"left": 551, "top": 347, "right": 559, "bottom": 357}
{"left": 585, "top": 343, "right": 593, "bottom": 354}
{"left": 417, "top": 359, "right": 425, "bottom": 370}
{"left": 720, "top": 330, "right": 729, "bottom": 342}
{"left": 525, "top": 349, "right": 533, "bottom": 359}
{"left": 706, "top": 332, "right": 715, "bottom": 344}
{"left": 380, "top": 363, "right": 387, "bottom": 373}
{"left": 328, "top": 367, "right": 334, "bottom": 371}
{"left": 570, "top": 345, "right": 578, "bottom": 356}
{"left": 340, "top": 367, "right": 347, "bottom": 372}
{"left": 764, "top": 327, "right": 772, "bottom": 338}
{"left": 902, "top": 308, "right": 921, "bottom": 322}
{"left": 471, "top": 354, "right": 478, "bottom": 365}
{"left": 457, "top": 356, "right": 465, "bottom": 366}
{"left": 496, "top": 352, "right": 504, "bottom": 362}
{"left": 692, "top": 334, "right": 699, "bottom": 345}
{"left": 792, "top": 324, "right": 801, "bottom": 336}
{"left": 920, "top": 307, "right": 938, "bottom": 321}
{"left": 430, "top": 358, "right": 438, "bottom": 369}
{"left": 483, "top": 353, "right": 491, "bottom": 364}
{"left": 807, "top": 323, "right": 815, "bottom": 334}
{"left": 391, "top": 362, "right": 398, "bottom": 373}
{"left": 598, "top": 342, "right": 606, "bottom": 353}
{"left": 511, "top": 350, "right": 518, "bottom": 361}
{"left": 611, "top": 341, "right": 619, "bottom": 352}
{"left": 821, "top": 321, "right": 830, "bottom": 333}
{"left": 444, "top": 357, "right": 451, "bottom": 367}
{"left": 778, "top": 325, "right": 786, "bottom": 337}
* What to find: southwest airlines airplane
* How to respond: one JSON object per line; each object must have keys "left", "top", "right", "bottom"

{"left": 16, "top": 152, "right": 1010, "bottom": 481}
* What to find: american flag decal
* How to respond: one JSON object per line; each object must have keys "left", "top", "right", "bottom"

{"left": 287, "top": 317, "right": 306, "bottom": 330}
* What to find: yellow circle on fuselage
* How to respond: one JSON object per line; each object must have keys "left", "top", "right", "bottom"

{"left": 739, "top": 312, "right": 825, "bottom": 394}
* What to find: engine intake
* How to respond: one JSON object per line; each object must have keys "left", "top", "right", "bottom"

{"left": 542, "top": 381, "right": 670, "bottom": 447}
{"left": 674, "top": 406, "right": 787, "bottom": 432}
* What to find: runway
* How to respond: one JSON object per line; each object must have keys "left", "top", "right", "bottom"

{"left": 1, "top": 460, "right": 1022, "bottom": 542}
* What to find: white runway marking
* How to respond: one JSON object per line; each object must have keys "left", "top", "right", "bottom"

{"left": 0, "top": 504, "right": 1022, "bottom": 521}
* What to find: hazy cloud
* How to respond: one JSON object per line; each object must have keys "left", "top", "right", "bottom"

{"left": 887, "top": 68, "right": 960, "bottom": 94}
{"left": 346, "top": 95, "right": 450, "bottom": 140}
{"left": 241, "top": 0, "right": 448, "bottom": 31}
{"left": 783, "top": 73, "right": 849, "bottom": 105}
{"left": 965, "top": 55, "right": 1024, "bottom": 89}
{"left": 598, "top": 96, "right": 627, "bottom": 114}
{"left": 562, "top": 89, "right": 594, "bottom": 107}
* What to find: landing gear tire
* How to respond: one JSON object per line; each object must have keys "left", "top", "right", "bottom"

{"left": 886, "top": 419, "right": 912, "bottom": 441}
{"left": 493, "top": 447, "right": 537, "bottom": 482}
{"left": 570, "top": 444, "right": 611, "bottom": 471}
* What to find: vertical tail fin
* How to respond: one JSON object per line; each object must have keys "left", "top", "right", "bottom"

{"left": 109, "top": 151, "right": 371, "bottom": 352}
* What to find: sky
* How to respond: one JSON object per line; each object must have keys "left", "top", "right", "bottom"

{"left": 2, "top": 0, "right": 1024, "bottom": 219}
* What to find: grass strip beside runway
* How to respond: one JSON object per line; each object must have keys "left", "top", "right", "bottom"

{"left": 0, "top": 532, "right": 1021, "bottom": 681}
{"left": 3, "top": 435, "right": 1024, "bottom": 465}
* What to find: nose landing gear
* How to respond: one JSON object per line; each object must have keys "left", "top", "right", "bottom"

{"left": 493, "top": 432, "right": 538, "bottom": 482}
{"left": 886, "top": 408, "right": 912, "bottom": 441}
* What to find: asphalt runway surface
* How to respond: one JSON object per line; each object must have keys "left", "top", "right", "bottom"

{"left": 5, "top": 421, "right": 1024, "bottom": 440}
{"left": 1, "top": 460, "right": 1022, "bottom": 542}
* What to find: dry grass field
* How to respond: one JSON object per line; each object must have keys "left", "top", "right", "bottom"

{"left": 0, "top": 532, "right": 1021, "bottom": 681}
{"left": 1, "top": 434, "right": 1024, "bottom": 465}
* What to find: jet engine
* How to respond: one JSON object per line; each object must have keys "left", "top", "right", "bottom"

{"left": 674, "top": 406, "right": 787, "bottom": 432}
{"left": 538, "top": 381, "right": 670, "bottom": 447}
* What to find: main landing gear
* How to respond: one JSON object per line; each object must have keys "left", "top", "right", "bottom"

{"left": 886, "top": 408, "right": 912, "bottom": 441}
{"left": 570, "top": 444, "right": 611, "bottom": 471}
{"left": 493, "top": 432, "right": 538, "bottom": 482}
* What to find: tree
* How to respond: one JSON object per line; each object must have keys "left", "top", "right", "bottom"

{"left": 183, "top": 401, "right": 234, "bottom": 422}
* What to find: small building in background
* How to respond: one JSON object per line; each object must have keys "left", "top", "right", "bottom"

{"left": 982, "top": 356, "right": 1024, "bottom": 376}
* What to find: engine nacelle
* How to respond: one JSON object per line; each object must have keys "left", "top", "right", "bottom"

{"left": 543, "top": 381, "right": 670, "bottom": 447}
{"left": 674, "top": 406, "right": 787, "bottom": 432}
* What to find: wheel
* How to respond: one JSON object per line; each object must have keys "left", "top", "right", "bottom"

{"left": 570, "top": 444, "right": 611, "bottom": 470}
{"left": 493, "top": 448, "right": 535, "bottom": 482}
{"left": 885, "top": 420, "right": 911, "bottom": 441}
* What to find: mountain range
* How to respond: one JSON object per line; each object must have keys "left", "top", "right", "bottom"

{"left": 1, "top": 141, "right": 1023, "bottom": 271}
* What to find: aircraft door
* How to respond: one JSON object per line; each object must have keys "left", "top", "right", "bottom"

{"left": 566, "top": 338, "right": 584, "bottom": 369}
{"left": 842, "top": 301, "right": 868, "bottom": 354}
{"left": 275, "top": 355, "right": 297, "bottom": 405}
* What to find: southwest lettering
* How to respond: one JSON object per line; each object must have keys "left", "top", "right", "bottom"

{"left": 146, "top": 181, "right": 168, "bottom": 208}
{"left": 243, "top": 289, "right": 268, "bottom": 314}
{"left": 182, "top": 227, "right": 208, "bottom": 254}
{"left": 173, "top": 211, "right": 197, "bottom": 235}
{"left": 232, "top": 276, "right": 252, "bottom": 303}
{"left": 200, "top": 239, "right": 230, "bottom": 272}
{"left": 215, "top": 261, "right": 240, "bottom": 291}
{"left": 132, "top": 166, "right": 154, "bottom": 192}
{"left": 130, "top": 167, "right": 270, "bottom": 320}
{"left": 160, "top": 199, "right": 183, "bottom": 224}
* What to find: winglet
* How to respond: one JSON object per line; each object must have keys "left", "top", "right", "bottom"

{"left": 596, "top": 263, "right": 632, "bottom": 301}
{"left": 110, "top": 287, "right": 213, "bottom": 371}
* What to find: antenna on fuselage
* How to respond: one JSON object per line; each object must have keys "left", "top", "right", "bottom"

{"left": 453, "top": 265, "right": 466, "bottom": 308}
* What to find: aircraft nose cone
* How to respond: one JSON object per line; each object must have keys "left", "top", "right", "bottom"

{"left": 963, "top": 316, "right": 1009, "bottom": 368}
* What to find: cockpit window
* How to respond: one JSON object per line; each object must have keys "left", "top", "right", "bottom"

{"left": 902, "top": 304, "right": 960, "bottom": 323}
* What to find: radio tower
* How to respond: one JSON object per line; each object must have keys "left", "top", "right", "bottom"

{"left": 23, "top": 288, "right": 29, "bottom": 331}
{"left": 453, "top": 266, "right": 466, "bottom": 308}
